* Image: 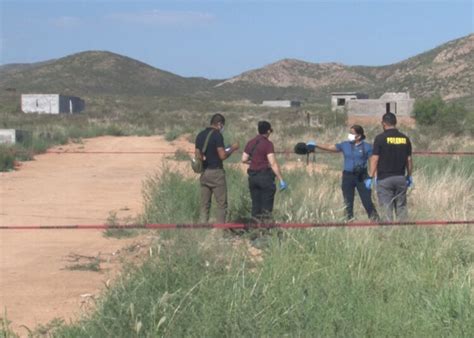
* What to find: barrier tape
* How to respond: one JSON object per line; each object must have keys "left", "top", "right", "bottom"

{"left": 45, "top": 150, "right": 474, "bottom": 156}
{"left": 1, "top": 220, "right": 473, "bottom": 230}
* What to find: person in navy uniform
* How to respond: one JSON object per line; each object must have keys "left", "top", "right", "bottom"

{"left": 312, "top": 125, "right": 379, "bottom": 221}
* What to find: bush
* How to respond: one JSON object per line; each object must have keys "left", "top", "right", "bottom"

{"left": 0, "top": 146, "right": 15, "bottom": 171}
{"left": 413, "top": 96, "right": 470, "bottom": 135}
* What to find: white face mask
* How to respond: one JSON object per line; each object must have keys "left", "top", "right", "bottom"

{"left": 220, "top": 126, "right": 225, "bottom": 134}
{"left": 348, "top": 133, "right": 356, "bottom": 142}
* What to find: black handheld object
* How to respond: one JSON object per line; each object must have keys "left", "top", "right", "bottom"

{"left": 294, "top": 142, "right": 315, "bottom": 155}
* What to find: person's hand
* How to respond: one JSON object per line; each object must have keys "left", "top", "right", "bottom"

{"left": 279, "top": 180, "right": 288, "bottom": 191}
{"left": 231, "top": 142, "right": 240, "bottom": 151}
{"left": 406, "top": 176, "right": 414, "bottom": 188}
{"left": 364, "top": 177, "right": 372, "bottom": 190}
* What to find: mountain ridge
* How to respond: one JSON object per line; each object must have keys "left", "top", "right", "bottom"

{"left": 1, "top": 34, "right": 472, "bottom": 102}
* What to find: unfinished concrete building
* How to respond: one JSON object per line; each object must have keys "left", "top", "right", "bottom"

{"left": 331, "top": 92, "right": 369, "bottom": 111}
{"left": 331, "top": 92, "right": 415, "bottom": 125}
{"left": 21, "top": 94, "right": 85, "bottom": 114}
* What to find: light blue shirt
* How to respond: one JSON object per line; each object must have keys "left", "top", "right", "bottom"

{"left": 335, "top": 141, "right": 372, "bottom": 172}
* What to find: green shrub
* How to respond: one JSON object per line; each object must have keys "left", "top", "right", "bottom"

{"left": 0, "top": 146, "right": 15, "bottom": 171}
{"left": 413, "top": 96, "right": 470, "bottom": 135}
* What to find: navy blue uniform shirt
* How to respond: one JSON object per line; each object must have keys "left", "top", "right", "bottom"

{"left": 195, "top": 128, "right": 225, "bottom": 170}
{"left": 335, "top": 141, "right": 372, "bottom": 172}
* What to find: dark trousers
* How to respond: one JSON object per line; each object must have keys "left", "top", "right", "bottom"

{"left": 342, "top": 171, "right": 379, "bottom": 221}
{"left": 248, "top": 170, "right": 276, "bottom": 222}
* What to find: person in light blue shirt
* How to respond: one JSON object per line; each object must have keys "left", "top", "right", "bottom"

{"left": 311, "top": 125, "right": 379, "bottom": 221}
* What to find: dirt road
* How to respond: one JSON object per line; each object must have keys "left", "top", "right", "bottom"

{"left": 0, "top": 135, "right": 193, "bottom": 334}
{"left": 0, "top": 135, "right": 325, "bottom": 334}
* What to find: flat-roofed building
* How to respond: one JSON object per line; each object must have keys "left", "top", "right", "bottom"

{"left": 21, "top": 94, "right": 85, "bottom": 114}
{"left": 262, "top": 100, "right": 301, "bottom": 108}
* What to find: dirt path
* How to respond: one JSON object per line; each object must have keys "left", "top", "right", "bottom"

{"left": 0, "top": 135, "right": 193, "bottom": 334}
{"left": 0, "top": 135, "right": 327, "bottom": 335}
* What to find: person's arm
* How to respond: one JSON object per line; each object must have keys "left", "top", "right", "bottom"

{"left": 369, "top": 155, "right": 379, "bottom": 178}
{"left": 316, "top": 144, "right": 339, "bottom": 152}
{"left": 241, "top": 152, "right": 250, "bottom": 164}
{"left": 267, "top": 153, "right": 283, "bottom": 181}
{"left": 406, "top": 156, "right": 413, "bottom": 176}
{"left": 195, "top": 148, "right": 202, "bottom": 159}
{"left": 217, "top": 142, "right": 239, "bottom": 160}
{"left": 406, "top": 138, "right": 413, "bottom": 176}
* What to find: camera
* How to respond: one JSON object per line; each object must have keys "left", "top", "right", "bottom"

{"left": 353, "top": 164, "right": 368, "bottom": 181}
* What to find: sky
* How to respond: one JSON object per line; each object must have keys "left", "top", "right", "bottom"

{"left": 0, "top": 0, "right": 472, "bottom": 79}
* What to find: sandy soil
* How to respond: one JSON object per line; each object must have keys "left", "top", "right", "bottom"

{"left": 0, "top": 135, "right": 193, "bottom": 335}
{"left": 0, "top": 135, "right": 326, "bottom": 335}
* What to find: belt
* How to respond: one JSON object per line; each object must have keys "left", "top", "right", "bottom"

{"left": 247, "top": 168, "right": 273, "bottom": 175}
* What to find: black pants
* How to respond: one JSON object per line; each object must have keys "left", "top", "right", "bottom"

{"left": 248, "top": 170, "right": 276, "bottom": 222}
{"left": 342, "top": 171, "right": 379, "bottom": 221}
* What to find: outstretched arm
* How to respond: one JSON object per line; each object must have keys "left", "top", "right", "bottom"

{"left": 316, "top": 144, "right": 339, "bottom": 152}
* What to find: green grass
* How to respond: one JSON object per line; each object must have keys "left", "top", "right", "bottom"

{"left": 52, "top": 226, "right": 473, "bottom": 337}
{"left": 49, "top": 157, "right": 474, "bottom": 337}
{"left": 2, "top": 95, "right": 473, "bottom": 335}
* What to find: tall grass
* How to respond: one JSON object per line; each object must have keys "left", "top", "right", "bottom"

{"left": 53, "top": 224, "right": 473, "bottom": 337}
{"left": 2, "top": 99, "right": 473, "bottom": 335}
{"left": 52, "top": 157, "right": 474, "bottom": 337}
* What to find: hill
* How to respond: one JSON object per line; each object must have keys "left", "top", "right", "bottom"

{"left": 0, "top": 34, "right": 472, "bottom": 103}
{"left": 216, "top": 34, "right": 473, "bottom": 101}
{"left": 0, "top": 51, "right": 215, "bottom": 97}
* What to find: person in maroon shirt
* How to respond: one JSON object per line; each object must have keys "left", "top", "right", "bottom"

{"left": 242, "top": 121, "right": 287, "bottom": 222}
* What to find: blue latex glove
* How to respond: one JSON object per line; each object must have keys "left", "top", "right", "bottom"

{"left": 364, "top": 177, "right": 373, "bottom": 190}
{"left": 279, "top": 180, "right": 288, "bottom": 191}
{"left": 406, "top": 176, "right": 414, "bottom": 188}
{"left": 306, "top": 141, "right": 316, "bottom": 153}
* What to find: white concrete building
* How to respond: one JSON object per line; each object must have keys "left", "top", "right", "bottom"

{"left": 262, "top": 100, "right": 301, "bottom": 108}
{"left": 331, "top": 92, "right": 414, "bottom": 117}
{"left": 21, "top": 94, "right": 85, "bottom": 114}
{"left": 0, "top": 129, "right": 31, "bottom": 145}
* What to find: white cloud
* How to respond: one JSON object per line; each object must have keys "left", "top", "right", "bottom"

{"left": 106, "top": 9, "right": 215, "bottom": 26}
{"left": 49, "top": 16, "right": 82, "bottom": 28}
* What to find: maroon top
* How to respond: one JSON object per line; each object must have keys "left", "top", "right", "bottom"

{"left": 244, "top": 135, "right": 275, "bottom": 171}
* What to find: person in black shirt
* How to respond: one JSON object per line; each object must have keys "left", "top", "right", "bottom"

{"left": 195, "top": 113, "right": 239, "bottom": 223}
{"left": 367, "top": 112, "right": 413, "bottom": 221}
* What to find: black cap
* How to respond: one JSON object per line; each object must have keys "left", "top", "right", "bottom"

{"left": 258, "top": 121, "right": 273, "bottom": 134}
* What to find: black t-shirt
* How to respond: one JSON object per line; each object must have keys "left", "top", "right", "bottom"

{"left": 373, "top": 128, "right": 412, "bottom": 180}
{"left": 195, "top": 127, "right": 225, "bottom": 170}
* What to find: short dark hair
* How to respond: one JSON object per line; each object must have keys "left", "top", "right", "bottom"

{"left": 210, "top": 113, "right": 225, "bottom": 126}
{"left": 351, "top": 124, "right": 366, "bottom": 140}
{"left": 382, "top": 112, "right": 397, "bottom": 126}
{"left": 258, "top": 121, "right": 272, "bottom": 134}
